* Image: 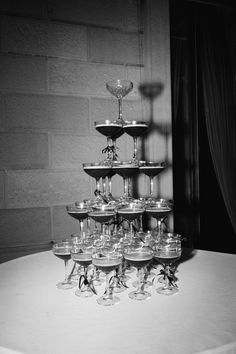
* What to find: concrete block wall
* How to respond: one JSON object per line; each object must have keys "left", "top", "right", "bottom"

{"left": 0, "top": 0, "right": 172, "bottom": 262}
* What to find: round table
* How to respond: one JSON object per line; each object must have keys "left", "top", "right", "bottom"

{"left": 0, "top": 248, "right": 236, "bottom": 354}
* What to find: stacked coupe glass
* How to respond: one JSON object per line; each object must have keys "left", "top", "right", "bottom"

{"left": 52, "top": 80, "right": 182, "bottom": 305}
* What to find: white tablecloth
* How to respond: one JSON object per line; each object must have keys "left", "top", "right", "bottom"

{"left": 0, "top": 249, "right": 236, "bottom": 354}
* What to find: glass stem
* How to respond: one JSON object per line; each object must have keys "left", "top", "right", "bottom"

{"left": 150, "top": 176, "right": 154, "bottom": 198}
{"left": 107, "top": 137, "right": 113, "bottom": 161}
{"left": 94, "top": 221, "right": 98, "bottom": 234}
{"left": 80, "top": 220, "right": 84, "bottom": 239}
{"left": 104, "top": 273, "right": 112, "bottom": 300}
{"left": 130, "top": 221, "right": 134, "bottom": 239}
{"left": 64, "top": 259, "right": 69, "bottom": 282}
{"left": 140, "top": 215, "right": 143, "bottom": 232}
{"left": 164, "top": 265, "right": 170, "bottom": 288}
{"left": 133, "top": 137, "right": 137, "bottom": 160}
{"left": 128, "top": 177, "right": 131, "bottom": 197}
{"left": 123, "top": 177, "right": 128, "bottom": 197}
{"left": 113, "top": 139, "right": 117, "bottom": 160}
{"left": 96, "top": 178, "right": 100, "bottom": 191}
{"left": 84, "top": 267, "right": 88, "bottom": 286}
{"left": 102, "top": 177, "right": 106, "bottom": 194}
{"left": 157, "top": 219, "right": 162, "bottom": 235}
{"left": 87, "top": 217, "right": 91, "bottom": 235}
{"left": 137, "top": 267, "right": 143, "bottom": 294}
{"left": 118, "top": 98, "right": 122, "bottom": 120}
{"left": 108, "top": 176, "right": 112, "bottom": 194}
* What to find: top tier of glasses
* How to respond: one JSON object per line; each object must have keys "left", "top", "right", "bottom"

{"left": 94, "top": 80, "right": 150, "bottom": 164}
{"left": 106, "top": 79, "right": 133, "bottom": 123}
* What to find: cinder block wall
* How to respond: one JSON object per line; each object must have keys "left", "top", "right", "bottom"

{"left": 0, "top": 0, "right": 171, "bottom": 262}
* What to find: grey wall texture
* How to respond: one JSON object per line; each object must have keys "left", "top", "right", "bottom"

{"left": 0, "top": 0, "right": 172, "bottom": 262}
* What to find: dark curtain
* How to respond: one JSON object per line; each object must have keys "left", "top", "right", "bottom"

{"left": 197, "top": 7, "right": 236, "bottom": 234}
{"left": 172, "top": 39, "right": 183, "bottom": 123}
{"left": 171, "top": 34, "right": 199, "bottom": 246}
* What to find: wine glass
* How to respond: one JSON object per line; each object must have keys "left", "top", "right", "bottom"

{"left": 106, "top": 79, "right": 133, "bottom": 123}
{"left": 66, "top": 204, "right": 90, "bottom": 241}
{"left": 153, "top": 233, "right": 182, "bottom": 295}
{"left": 123, "top": 120, "right": 148, "bottom": 163}
{"left": 139, "top": 161, "right": 166, "bottom": 202}
{"left": 112, "top": 161, "right": 139, "bottom": 202}
{"left": 145, "top": 199, "right": 172, "bottom": 236}
{"left": 52, "top": 240, "right": 76, "bottom": 290}
{"left": 95, "top": 119, "right": 123, "bottom": 162}
{"left": 70, "top": 243, "right": 96, "bottom": 297}
{"left": 124, "top": 245, "right": 153, "bottom": 300}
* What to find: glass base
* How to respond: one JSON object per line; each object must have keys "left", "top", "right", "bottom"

{"left": 125, "top": 266, "right": 136, "bottom": 274}
{"left": 97, "top": 295, "right": 120, "bottom": 306}
{"left": 56, "top": 280, "right": 76, "bottom": 290}
{"left": 120, "top": 274, "right": 131, "bottom": 281}
{"left": 156, "top": 286, "right": 179, "bottom": 296}
{"left": 93, "top": 278, "right": 105, "bottom": 286}
{"left": 75, "top": 289, "right": 94, "bottom": 297}
{"left": 132, "top": 280, "right": 152, "bottom": 288}
{"left": 128, "top": 290, "right": 151, "bottom": 301}
{"left": 157, "top": 275, "right": 166, "bottom": 284}
{"left": 113, "top": 284, "right": 127, "bottom": 293}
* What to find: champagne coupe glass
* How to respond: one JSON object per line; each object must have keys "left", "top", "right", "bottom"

{"left": 66, "top": 203, "right": 90, "bottom": 241}
{"left": 92, "top": 249, "right": 123, "bottom": 306}
{"left": 52, "top": 240, "right": 76, "bottom": 290}
{"left": 124, "top": 245, "right": 153, "bottom": 300}
{"left": 153, "top": 233, "right": 182, "bottom": 295}
{"left": 83, "top": 162, "right": 112, "bottom": 201}
{"left": 70, "top": 243, "right": 96, "bottom": 297}
{"left": 146, "top": 199, "right": 172, "bottom": 236}
{"left": 117, "top": 202, "right": 145, "bottom": 242}
{"left": 112, "top": 161, "right": 139, "bottom": 202}
{"left": 89, "top": 209, "right": 117, "bottom": 285}
{"left": 139, "top": 161, "right": 165, "bottom": 202}
{"left": 106, "top": 79, "right": 133, "bottom": 123}
{"left": 95, "top": 120, "right": 123, "bottom": 162}
{"left": 123, "top": 120, "right": 148, "bottom": 163}
{"left": 75, "top": 200, "right": 92, "bottom": 240}
{"left": 89, "top": 209, "right": 116, "bottom": 240}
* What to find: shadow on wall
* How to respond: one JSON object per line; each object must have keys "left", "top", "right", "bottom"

{"left": 132, "top": 81, "right": 172, "bottom": 199}
{"left": 130, "top": 81, "right": 174, "bottom": 232}
{"left": 139, "top": 81, "right": 172, "bottom": 165}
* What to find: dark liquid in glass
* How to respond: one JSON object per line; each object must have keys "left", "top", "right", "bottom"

{"left": 118, "top": 209, "right": 144, "bottom": 221}
{"left": 139, "top": 166, "right": 164, "bottom": 177}
{"left": 54, "top": 251, "right": 71, "bottom": 261}
{"left": 125, "top": 253, "right": 152, "bottom": 268}
{"left": 68, "top": 210, "right": 88, "bottom": 220}
{"left": 89, "top": 211, "right": 115, "bottom": 223}
{"left": 123, "top": 124, "right": 148, "bottom": 137}
{"left": 93, "top": 260, "right": 121, "bottom": 274}
{"left": 83, "top": 166, "right": 112, "bottom": 179}
{"left": 72, "top": 257, "right": 92, "bottom": 267}
{"left": 95, "top": 123, "right": 123, "bottom": 138}
{"left": 112, "top": 166, "right": 139, "bottom": 178}
{"left": 146, "top": 208, "right": 171, "bottom": 219}
{"left": 154, "top": 255, "right": 180, "bottom": 266}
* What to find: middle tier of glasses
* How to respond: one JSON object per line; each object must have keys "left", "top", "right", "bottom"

{"left": 67, "top": 197, "right": 172, "bottom": 244}
{"left": 83, "top": 160, "right": 166, "bottom": 204}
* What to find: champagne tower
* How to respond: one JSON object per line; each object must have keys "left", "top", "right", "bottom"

{"left": 67, "top": 79, "right": 172, "bottom": 242}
